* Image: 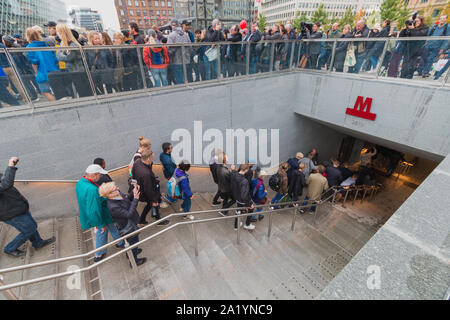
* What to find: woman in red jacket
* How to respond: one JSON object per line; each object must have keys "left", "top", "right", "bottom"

{"left": 143, "top": 30, "right": 169, "bottom": 87}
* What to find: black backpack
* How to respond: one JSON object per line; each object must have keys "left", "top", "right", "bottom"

{"left": 269, "top": 173, "right": 281, "bottom": 192}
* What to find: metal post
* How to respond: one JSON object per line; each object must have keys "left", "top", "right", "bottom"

{"left": 136, "top": 47, "right": 148, "bottom": 89}
{"left": 3, "top": 48, "right": 32, "bottom": 105}
{"left": 0, "top": 274, "right": 19, "bottom": 300}
{"left": 370, "top": 187, "right": 376, "bottom": 200}
{"left": 124, "top": 239, "right": 138, "bottom": 274}
{"left": 342, "top": 189, "right": 350, "bottom": 208}
{"left": 332, "top": 189, "right": 337, "bottom": 203}
{"left": 79, "top": 47, "right": 98, "bottom": 99}
{"left": 245, "top": 42, "right": 250, "bottom": 76}
{"left": 236, "top": 211, "right": 241, "bottom": 245}
{"left": 375, "top": 40, "right": 388, "bottom": 79}
{"left": 191, "top": 220, "right": 199, "bottom": 257}
{"left": 291, "top": 208, "right": 297, "bottom": 231}
{"left": 269, "top": 42, "right": 275, "bottom": 73}
{"left": 181, "top": 44, "right": 189, "bottom": 85}
{"left": 442, "top": 61, "right": 450, "bottom": 87}
{"left": 352, "top": 189, "right": 359, "bottom": 205}
{"left": 288, "top": 40, "right": 295, "bottom": 70}
{"left": 361, "top": 188, "right": 368, "bottom": 203}
{"left": 267, "top": 212, "right": 273, "bottom": 239}
{"left": 217, "top": 44, "right": 222, "bottom": 79}
{"left": 295, "top": 41, "right": 302, "bottom": 69}
{"left": 328, "top": 40, "right": 337, "bottom": 73}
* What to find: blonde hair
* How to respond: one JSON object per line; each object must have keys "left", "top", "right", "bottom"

{"left": 98, "top": 182, "right": 116, "bottom": 198}
{"left": 88, "top": 31, "right": 102, "bottom": 45}
{"left": 56, "top": 24, "right": 79, "bottom": 47}
{"left": 296, "top": 152, "right": 304, "bottom": 159}
{"left": 113, "top": 32, "right": 125, "bottom": 43}
{"left": 101, "top": 32, "right": 113, "bottom": 45}
{"left": 26, "top": 27, "right": 43, "bottom": 42}
{"left": 31, "top": 25, "right": 44, "bottom": 35}
{"left": 138, "top": 136, "right": 152, "bottom": 149}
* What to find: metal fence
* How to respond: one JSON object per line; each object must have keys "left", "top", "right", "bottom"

{"left": 0, "top": 36, "right": 449, "bottom": 114}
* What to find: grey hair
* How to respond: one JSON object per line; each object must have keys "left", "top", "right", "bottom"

{"left": 212, "top": 19, "right": 220, "bottom": 27}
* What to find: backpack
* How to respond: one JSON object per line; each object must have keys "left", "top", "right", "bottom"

{"left": 430, "top": 23, "right": 448, "bottom": 36}
{"left": 166, "top": 172, "right": 187, "bottom": 198}
{"left": 252, "top": 179, "right": 264, "bottom": 198}
{"left": 269, "top": 173, "right": 281, "bottom": 192}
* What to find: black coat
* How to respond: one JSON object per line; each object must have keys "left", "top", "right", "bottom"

{"left": 326, "top": 166, "right": 343, "bottom": 187}
{"left": 217, "top": 164, "right": 232, "bottom": 194}
{"left": 106, "top": 192, "right": 140, "bottom": 231}
{"left": 227, "top": 32, "right": 242, "bottom": 62}
{"left": 288, "top": 170, "right": 306, "bottom": 199}
{"left": 132, "top": 159, "right": 160, "bottom": 203}
{"left": 0, "top": 167, "right": 29, "bottom": 222}
{"left": 230, "top": 172, "right": 252, "bottom": 206}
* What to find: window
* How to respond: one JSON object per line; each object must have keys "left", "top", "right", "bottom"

{"left": 120, "top": 9, "right": 125, "bottom": 16}
{"left": 168, "top": 1, "right": 171, "bottom": 6}
{"left": 155, "top": 1, "right": 159, "bottom": 6}
{"left": 162, "top": 10, "right": 166, "bottom": 15}
{"left": 161, "top": 1, "right": 165, "bottom": 6}
{"left": 128, "top": 0, "right": 132, "bottom": 5}
{"left": 118, "top": 0, "right": 122, "bottom": 5}
{"left": 130, "top": 10, "right": 134, "bottom": 15}
{"left": 137, "top": 10, "right": 141, "bottom": 16}
{"left": 156, "top": 10, "right": 160, "bottom": 15}
{"left": 135, "top": 1, "right": 139, "bottom": 6}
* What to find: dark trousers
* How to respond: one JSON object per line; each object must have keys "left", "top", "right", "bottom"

{"left": 126, "top": 234, "right": 140, "bottom": 260}
{"left": 0, "top": 77, "right": 20, "bottom": 106}
{"left": 140, "top": 202, "right": 160, "bottom": 223}
{"left": 234, "top": 203, "right": 252, "bottom": 228}
{"left": 3, "top": 211, "right": 45, "bottom": 253}
{"left": 219, "top": 192, "right": 235, "bottom": 213}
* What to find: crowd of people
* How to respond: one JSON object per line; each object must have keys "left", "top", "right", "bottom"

{"left": 1, "top": 135, "right": 406, "bottom": 269}
{"left": 0, "top": 14, "right": 448, "bottom": 107}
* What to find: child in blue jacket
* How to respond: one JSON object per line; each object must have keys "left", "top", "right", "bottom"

{"left": 251, "top": 167, "right": 267, "bottom": 221}
{"left": 175, "top": 161, "right": 194, "bottom": 218}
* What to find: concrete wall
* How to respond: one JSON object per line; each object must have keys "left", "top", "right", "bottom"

{"left": 318, "top": 154, "right": 450, "bottom": 300}
{"left": 294, "top": 73, "right": 450, "bottom": 162}
{"left": 0, "top": 73, "right": 345, "bottom": 180}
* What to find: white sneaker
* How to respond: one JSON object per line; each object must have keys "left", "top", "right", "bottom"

{"left": 243, "top": 224, "right": 255, "bottom": 231}
{"left": 159, "top": 201, "right": 169, "bottom": 209}
{"left": 234, "top": 222, "right": 243, "bottom": 231}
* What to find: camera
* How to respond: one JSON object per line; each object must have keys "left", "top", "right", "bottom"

{"left": 300, "top": 22, "right": 313, "bottom": 37}
{"left": 405, "top": 20, "right": 415, "bottom": 27}
{"left": 131, "top": 179, "right": 137, "bottom": 185}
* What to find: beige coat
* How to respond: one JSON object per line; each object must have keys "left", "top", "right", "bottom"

{"left": 306, "top": 173, "right": 329, "bottom": 201}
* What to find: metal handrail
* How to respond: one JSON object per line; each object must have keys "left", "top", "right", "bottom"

{"left": 0, "top": 187, "right": 344, "bottom": 292}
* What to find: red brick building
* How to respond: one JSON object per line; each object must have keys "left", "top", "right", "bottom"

{"left": 114, "top": 0, "right": 174, "bottom": 30}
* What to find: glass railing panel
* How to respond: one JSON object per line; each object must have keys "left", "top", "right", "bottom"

{"left": 142, "top": 44, "right": 171, "bottom": 88}
{"left": 221, "top": 40, "right": 246, "bottom": 78}
{"left": 0, "top": 48, "right": 32, "bottom": 111}
{"left": 256, "top": 41, "right": 272, "bottom": 74}
{"left": 10, "top": 46, "right": 96, "bottom": 105}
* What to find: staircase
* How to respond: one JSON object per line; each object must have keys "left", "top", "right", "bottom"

{"left": 0, "top": 187, "right": 381, "bottom": 300}
{"left": 0, "top": 216, "right": 96, "bottom": 300}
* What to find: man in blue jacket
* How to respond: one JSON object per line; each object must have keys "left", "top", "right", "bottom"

{"left": 422, "top": 14, "right": 449, "bottom": 78}
{"left": 0, "top": 157, "right": 55, "bottom": 257}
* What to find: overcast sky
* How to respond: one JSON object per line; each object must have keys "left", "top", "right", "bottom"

{"left": 63, "top": 0, "right": 120, "bottom": 30}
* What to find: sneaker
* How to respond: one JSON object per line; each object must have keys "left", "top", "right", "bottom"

{"left": 4, "top": 249, "right": 25, "bottom": 258}
{"left": 159, "top": 201, "right": 169, "bottom": 209}
{"left": 243, "top": 224, "right": 256, "bottom": 231}
{"left": 163, "top": 194, "right": 176, "bottom": 204}
{"left": 212, "top": 201, "right": 221, "bottom": 206}
{"left": 234, "top": 222, "right": 243, "bottom": 231}
{"left": 138, "top": 220, "right": 148, "bottom": 226}
{"left": 115, "top": 242, "right": 125, "bottom": 249}
{"left": 93, "top": 253, "right": 106, "bottom": 263}
{"left": 258, "top": 215, "right": 264, "bottom": 221}
{"left": 136, "top": 248, "right": 143, "bottom": 255}
{"left": 35, "top": 237, "right": 56, "bottom": 250}
{"left": 250, "top": 217, "right": 258, "bottom": 223}
{"left": 422, "top": 73, "right": 430, "bottom": 78}
{"left": 157, "top": 220, "right": 170, "bottom": 226}
{"left": 183, "top": 215, "right": 193, "bottom": 220}
{"left": 299, "top": 209, "right": 305, "bottom": 214}
{"left": 309, "top": 210, "right": 315, "bottom": 215}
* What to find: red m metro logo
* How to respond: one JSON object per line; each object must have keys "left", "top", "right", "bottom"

{"left": 346, "top": 96, "right": 376, "bottom": 121}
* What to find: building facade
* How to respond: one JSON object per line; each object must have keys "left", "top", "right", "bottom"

{"left": 69, "top": 7, "right": 104, "bottom": 32}
{"left": 114, "top": 0, "right": 175, "bottom": 30}
{"left": 258, "top": 0, "right": 382, "bottom": 26}
{"left": 0, "top": 0, "right": 67, "bottom": 36}
{"left": 406, "top": 0, "right": 448, "bottom": 20}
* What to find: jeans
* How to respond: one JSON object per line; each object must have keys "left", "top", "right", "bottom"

{"left": 271, "top": 192, "right": 284, "bottom": 210}
{"left": 181, "top": 198, "right": 191, "bottom": 213}
{"left": 350, "top": 52, "right": 367, "bottom": 74}
{"left": 186, "top": 63, "right": 194, "bottom": 83}
{"left": 170, "top": 64, "right": 184, "bottom": 84}
{"left": 95, "top": 223, "right": 123, "bottom": 257}
{"left": 234, "top": 203, "right": 252, "bottom": 228}
{"left": 203, "top": 56, "right": 218, "bottom": 80}
{"left": 302, "top": 196, "right": 316, "bottom": 213}
{"left": 434, "top": 58, "right": 450, "bottom": 80}
{"left": 422, "top": 47, "right": 440, "bottom": 75}
{"left": 150, "top": 68, "right": 168, "bottom": 87}
{"left": 3, "top": 211, "right": 45, "bottom": 253}
{"left": 250, "top": 55, "right": 258, "bottom": 74}
{"left": 318, "top": 49, "right": 332, "bottom": 69}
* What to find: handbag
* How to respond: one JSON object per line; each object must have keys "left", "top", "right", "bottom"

{"left": 344, "top": 45, "right": 356, "bottom": 67}
{"left": 193, "top": 54, "right": 199, "bottom": 64}
{"left": 205, "top": 46, "right": 218, "bottom": 62}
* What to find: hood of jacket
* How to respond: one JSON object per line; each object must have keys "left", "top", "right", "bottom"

{"left": 172, "top": 27, "right": 185, "bottom": 37}
{"left": 26, "top": 40, "right": 48, "bottom": 48}
{"left": 175, "top": 168, "right": 188, "bottom": 178}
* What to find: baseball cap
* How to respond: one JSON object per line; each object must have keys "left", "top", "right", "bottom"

{"left": 85, "top": 164, "right": 108, "bottom": 175}
{"left": 181, "top": 20, "right": 191, "bottom": 25}
{"left": 44, "top": 21, "right": 57, "bottom": 27}
{"left": 13, "top": 33, "right": 21, "bottom": 39}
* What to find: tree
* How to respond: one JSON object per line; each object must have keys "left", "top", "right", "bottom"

{"left": 311, "top": 4, "right": 329, "bottom": 26}
{"left": 292, "top": 11, "right": 308, "bottom": 31}
{"left": 354, "top": 6, "right": 367, "bottom": 24}
{"left": 257, "top": 13, "right": 267, "bottom": 32}
{"left": 340, "top": 6, "right": 355, "bottom": 28}
{"left": 380, "top": 0, "right": 411, "bottom": 25}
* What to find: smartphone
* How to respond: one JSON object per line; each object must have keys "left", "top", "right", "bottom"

{"left": 13, "top": 159, "right": 19, "bottom": 165}
{"left": 131, "top": 179, "right": 137, "bottom": 185}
